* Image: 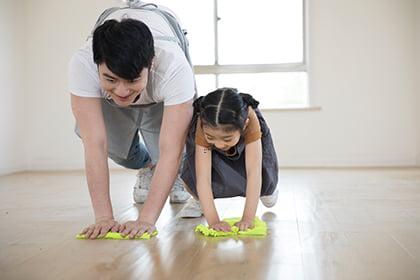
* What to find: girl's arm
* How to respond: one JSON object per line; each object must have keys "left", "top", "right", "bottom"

{"left": 195, "top": 145, "right": 230, "bottom": 231}
{"left": 238, "top": 138, "right": 263, "bottom": 230}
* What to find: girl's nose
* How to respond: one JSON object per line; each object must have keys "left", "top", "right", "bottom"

{"left": 216, "top": 143, "right": 228, "bottom": 150}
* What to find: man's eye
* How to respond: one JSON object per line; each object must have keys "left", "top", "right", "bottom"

{"left": 106, "top": 79, "right": 115, "bottom": 83}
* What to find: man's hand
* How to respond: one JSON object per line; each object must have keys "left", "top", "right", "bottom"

{"left": 235, "top": 219, "right": 255, "bottom": 231}
{"left": 209, "top": 221, "right": 231, "bottom": 232}
{"left": 80, "top": 218, "right": 120, "bottom": 239}
{"left": 119, "top": 220, "right": 156, "bottom": 239}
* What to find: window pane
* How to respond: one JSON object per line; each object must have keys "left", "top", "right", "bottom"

{"left": 218, "top": 72, "right": 308, "bottom": 108}
{"left": 154, "top": 0, "right": 215, "bottom": 65}
{"left": 218, "top": 0, "right": 303, "bottom": 64}
{"left": 195, "top": 74, "right": 217, "bottom": 96}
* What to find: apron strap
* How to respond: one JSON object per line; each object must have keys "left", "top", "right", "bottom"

{"left": 87, "top": 2, "right": 193, "bottom": 68}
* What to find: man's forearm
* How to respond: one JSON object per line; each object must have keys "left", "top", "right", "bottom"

{"left": 138, "top": 151, "right": 182, "bottom": 224}
{"left": 84, "top": 144, "right": 113, "bottom": 221}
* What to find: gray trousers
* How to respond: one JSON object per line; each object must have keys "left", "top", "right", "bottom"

{"left": 76, "top": 100, "right": 163, "bottom": 169}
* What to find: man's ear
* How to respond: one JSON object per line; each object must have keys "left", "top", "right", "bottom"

{"left": 150, "top": 56, "right": 156, "bottom": 70}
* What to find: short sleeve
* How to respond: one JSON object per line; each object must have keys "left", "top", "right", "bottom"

{"left": 154, "top": 43, "right": 195, "bottom": 106}
{"left": 68, "top": 48, "right": 102, "bottom": 98}
{"left": 244, "top": 107, "right": 262, "bottom": 145}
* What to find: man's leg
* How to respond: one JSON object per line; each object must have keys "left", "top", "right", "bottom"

{"left": 109, "top": 132, "right": 151, "bottom": 170}
{"left": 139, "top": 102, "right": 190, "bottom": 203}
{"left": 108, "top": 131, "right": 156, "bottom": 204}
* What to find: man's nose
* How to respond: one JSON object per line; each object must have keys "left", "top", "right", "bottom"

{"left": 114, "top": 83, "right": 131, "bottom": 97}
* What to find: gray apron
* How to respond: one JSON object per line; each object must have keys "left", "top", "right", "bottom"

{"left": 76, "top": 2, "right": 196, "bottom": 164}
{"left": 181, "top": 108, "right": 279, "bottom": 198}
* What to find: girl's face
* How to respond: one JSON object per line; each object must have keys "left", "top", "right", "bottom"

{"left": 98, "top": 63, "right": 149, "bottom": 107}
{"left": 202, "top": 124, "right": 246, "bottom": 151}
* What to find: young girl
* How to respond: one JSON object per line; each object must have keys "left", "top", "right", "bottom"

{"left": 180, "top": 87, "right": 279, "bottom": 232}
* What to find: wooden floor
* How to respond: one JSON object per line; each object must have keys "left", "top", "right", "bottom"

{"left": 1, "top": 168, "right": 420, "bottom": 280}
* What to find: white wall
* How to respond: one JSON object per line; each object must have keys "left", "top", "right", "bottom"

{"left": 265, "top": 0, "right": 417, "bottom": 167}
{"left": 0, "top": 1, "right": 26, "bottom": 175}
{"left": 23, "top": 0, "right": 122, "bottom": 170}
{"left": 416, "top": 0, "right": 420, "bottom": 165}
{"left": 1, "top": 0, "right": 418, "bottom": 173}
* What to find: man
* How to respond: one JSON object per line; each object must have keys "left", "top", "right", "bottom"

{"left": 68, "top": 3, "right": 195, "bottom": 238}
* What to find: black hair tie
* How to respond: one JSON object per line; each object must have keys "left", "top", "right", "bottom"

{"left": 239, "top": 93, "right": 260, "bottom": 109}
{"left": 192, "top": 96, "right": 205, "bottom": 115}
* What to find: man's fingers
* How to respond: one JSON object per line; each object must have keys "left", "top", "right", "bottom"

{"left": 129, "top": 228, "right": 139, "bottom": 239}
{"left": 111, "top": 224, "right": 120, "bottom": 232}
{"left": 119, "top": 224, "right": 126, "bottom": 233}
{"left": 98, "top": 227, "right": 109, "bottom": 238}
{"left": 121, "top": 225, "right": 132, "bottom": 237}
{"left": 145, "top": 226, "right": 155, "bottom": 235}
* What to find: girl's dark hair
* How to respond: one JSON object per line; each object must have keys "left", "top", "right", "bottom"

{"left": 92, "top": 18, "right": 155, "bottom": 81}
{"left": 193, "top": 87, "right": 259, "bottom": 132}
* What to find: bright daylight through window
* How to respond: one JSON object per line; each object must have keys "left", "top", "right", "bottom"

{"left": 155, "top": 0, "right": 307, "bottom": 109}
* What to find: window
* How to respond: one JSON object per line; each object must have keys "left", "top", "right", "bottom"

{"left": 155, "top": 0, "right": 307, "bottom": 109}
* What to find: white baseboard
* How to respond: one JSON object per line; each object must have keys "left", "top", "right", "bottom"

{"left": 0, "top": 164, "right": 27, "bottom": 176}
{"left": 26, "top": 158, "right": 124, "bottom": 171}
{"left": 277, "top": 153, "right": 417, "bottom": 168}
{"left": 20, "top": 153, "right": 419, "bottom": 172}
{"left": 416, "top": 153, "right": 420, "bottom": 166}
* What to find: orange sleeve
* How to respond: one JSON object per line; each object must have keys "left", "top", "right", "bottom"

{"left": 244, "top": 107, "right": 262, "bottom": 145}
{"left": 195, "top": 118, "right": 211, "bottom": 148}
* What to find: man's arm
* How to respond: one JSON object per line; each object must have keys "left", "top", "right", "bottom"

{"left": 71, "top": 94, "right": 119, "bottom": 238}
{"left": 138, "top": 99, "right": 193, "bottom": 223}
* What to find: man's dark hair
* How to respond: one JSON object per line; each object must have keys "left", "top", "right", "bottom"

{"left": 92, "top": 18, "right": 155, "bottom": 80}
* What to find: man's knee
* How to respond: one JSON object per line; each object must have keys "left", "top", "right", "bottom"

{"left": 109, "top": 152, "right": 151, "bottom": 170}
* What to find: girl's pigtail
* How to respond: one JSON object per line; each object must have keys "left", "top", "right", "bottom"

{"left": 239, "top": 93, "right": 259, "bottom": 109}
{"left": 192, "top": 96, "right": 205, "bottom": 115}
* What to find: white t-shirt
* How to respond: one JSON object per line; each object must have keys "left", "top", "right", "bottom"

{"left": 68, "top": 8, "right": 195, "bottom": 106}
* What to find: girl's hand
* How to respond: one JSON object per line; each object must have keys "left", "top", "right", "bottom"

{"left": 119, "top": 220, "right": 156, "bottom": 239}
{"left": 80, "top": 218, "right": 120, "bottom": 239}
{"left": 209, "top": 221, "right": 231, "bottom": 232}
{"left": 235, "top": 219, "right": 255, "bottom": 231}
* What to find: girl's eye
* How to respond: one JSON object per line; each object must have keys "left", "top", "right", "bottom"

{"left": 106, "top": 79, "right": 115, "bottom": 83}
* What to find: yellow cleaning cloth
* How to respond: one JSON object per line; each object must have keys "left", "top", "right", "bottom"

{"left": 76, "top": 231, "right": 158, "bottom": 240}
{"left": 195, "top": 217, "right": 267, "bottom": 237}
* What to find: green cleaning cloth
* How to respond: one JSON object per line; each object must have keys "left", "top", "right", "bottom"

{"left": 76, "top": 231, "right": 158, "bottom": 240}
{"left": 195, "top": 217, "right": 267, "bottom": 237}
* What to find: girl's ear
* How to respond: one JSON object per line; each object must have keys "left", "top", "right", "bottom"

{"left": 243, "top": 117, "right": 250, "bottom": 130}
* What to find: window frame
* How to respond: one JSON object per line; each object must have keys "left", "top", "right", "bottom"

{"left": 193, "top": 0, "right": 308, "bottom": 93}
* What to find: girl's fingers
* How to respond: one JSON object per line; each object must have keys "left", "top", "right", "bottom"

{"left": 91, "top": 227, "right": 101, "bottom": 239}
{"left": 85, "top": 227, "right": 94, "bottom": 239}
{"left": 80, "top": 227, "right": 89, "bottom": 234}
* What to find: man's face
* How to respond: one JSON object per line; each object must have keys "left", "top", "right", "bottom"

{"left": 98, "top": 63, "right": 149, "bottom": 107}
